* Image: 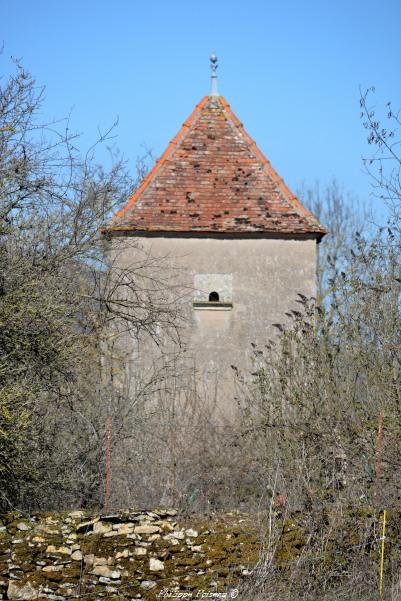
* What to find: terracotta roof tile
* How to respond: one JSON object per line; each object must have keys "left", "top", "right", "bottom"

{"left": 105, "top": 96, "right": 327, "bottom": 237}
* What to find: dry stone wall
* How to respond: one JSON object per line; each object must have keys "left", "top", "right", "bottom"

{"left": 0, "top": 509, "right": 259, "bottom": 600}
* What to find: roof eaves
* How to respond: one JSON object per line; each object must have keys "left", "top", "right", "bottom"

{"left": 101, "top": 225, "right": 325, "bottom": 239}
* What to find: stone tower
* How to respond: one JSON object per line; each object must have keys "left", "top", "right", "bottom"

{"left": 103, "top": 58, "right": 326, "bottom": 410}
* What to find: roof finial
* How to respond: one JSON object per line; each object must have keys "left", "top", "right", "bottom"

{"left": 210, "top": 53, "right": 219, "bottom": 96}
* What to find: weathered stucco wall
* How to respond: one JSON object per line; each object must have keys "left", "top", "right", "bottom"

{"left": 110, "top": 235, "right": 317, "bottom": 411}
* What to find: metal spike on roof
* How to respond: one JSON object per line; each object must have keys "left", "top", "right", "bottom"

{"left": 210, "top": 53, "right": 219, "bottom": 96}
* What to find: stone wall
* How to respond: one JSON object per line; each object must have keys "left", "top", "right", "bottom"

{"left": 0, "top": 509, "right": 259, "bottom": 600}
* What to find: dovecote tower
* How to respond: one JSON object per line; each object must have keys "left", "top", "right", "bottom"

{"left": 103, "top": 56, "right": 326, "bottom": 409}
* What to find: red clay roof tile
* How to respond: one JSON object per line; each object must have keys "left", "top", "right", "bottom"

{"left": 106, "top": 96, "right": 326, "bottom": 237}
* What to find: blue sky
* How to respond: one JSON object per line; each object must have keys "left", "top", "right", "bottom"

{"left": 2, "top": 0, "right": 401, "bottom": 214}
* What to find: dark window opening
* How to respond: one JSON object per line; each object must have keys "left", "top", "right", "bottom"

{"left": 209, "top": 291, "right": 219, "bottom": 302}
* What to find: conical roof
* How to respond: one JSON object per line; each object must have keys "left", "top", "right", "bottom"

{"left": 106, "top": 95, "right": 326, "bottom": 238}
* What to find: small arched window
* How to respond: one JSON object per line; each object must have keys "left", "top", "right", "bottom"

{"left": 193, "top": 274, "right": 232, "bottom": 310}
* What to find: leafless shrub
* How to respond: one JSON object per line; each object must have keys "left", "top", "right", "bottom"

{"left": 0, "top": 56, "right": 182, "bottom": 511}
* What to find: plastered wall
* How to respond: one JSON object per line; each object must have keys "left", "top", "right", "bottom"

{"left": 109, "top": 235, "right": 317, "bottom": 412}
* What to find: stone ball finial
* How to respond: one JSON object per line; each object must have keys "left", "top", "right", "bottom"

{"left": 210, "top": 53, "right": 218, "bottom": 73}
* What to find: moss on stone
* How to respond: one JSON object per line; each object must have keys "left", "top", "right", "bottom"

{"left": 4, "top": 505, "right": 399, "bottom": 599}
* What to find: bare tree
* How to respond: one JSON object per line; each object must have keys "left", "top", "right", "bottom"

{"left": 297, "top": 179, "right": 370, "bottom": 308}
{"left": 360, "top": 87, "right": 401, "bottom": 212}
{"left": 235, "top": 93, "right": 401, "bottom": 513}
{"left": 0, "top": 57, "right": 182, "bottom": 511}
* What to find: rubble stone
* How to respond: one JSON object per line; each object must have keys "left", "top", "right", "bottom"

{"left": 0, "top": 507, "right": 258, "bottom": 600}
{"left": 149, "top": 557, "right": 164, "bottom": 571}
{"left": 7, "top": 581, "right": 38, "bottom": 600}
